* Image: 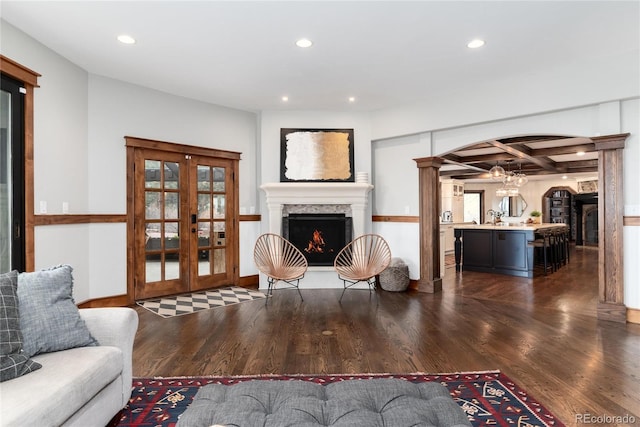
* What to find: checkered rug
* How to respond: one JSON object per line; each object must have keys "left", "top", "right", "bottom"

{"left": 136, "top": 286, "right": 266, "bottom": 318}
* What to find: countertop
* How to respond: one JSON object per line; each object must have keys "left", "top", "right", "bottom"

{"left": 453, "top": 222, "right": 568, "bottom": 231}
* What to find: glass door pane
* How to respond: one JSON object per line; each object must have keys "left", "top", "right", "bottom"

{"left": 144, "top": 159, "right": 182, "bottom": 283}
{"left": 0, "top": 88, "right": 11, "bottom": 272}
{"left": 1, "top": 75, "right": 25, "bottom": 272}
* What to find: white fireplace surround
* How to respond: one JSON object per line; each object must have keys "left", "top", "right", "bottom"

{"left": 259, "top": 182, "right": 373, "bottom": 289}
{"left": 260, "top": 182, "right": 373, "bottom": 238}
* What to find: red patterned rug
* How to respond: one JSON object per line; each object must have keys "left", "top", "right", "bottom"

{"left": 109, "top": 371, "right": 564, "bottom": 427}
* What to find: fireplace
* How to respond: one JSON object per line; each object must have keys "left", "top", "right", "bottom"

{"left": 260, "top": 182, "right": 372, "bottom": 288}
{"left": 283, "top": 214, "right": 353, "bottom": 266}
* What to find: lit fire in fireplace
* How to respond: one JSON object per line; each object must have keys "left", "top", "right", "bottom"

{"left": 305, "top": 229, "right": 332, "bottom": 254}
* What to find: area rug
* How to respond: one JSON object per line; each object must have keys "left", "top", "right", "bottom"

{"left": 136, "top": 286, "right": 266, "bottom": 318}
{"left": 109, "top": 371, "right": 564, "bottom": 427}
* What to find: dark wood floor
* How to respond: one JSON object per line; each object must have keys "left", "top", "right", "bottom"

{"left": 132, "top": 246, "right": 640, "bottom": 424}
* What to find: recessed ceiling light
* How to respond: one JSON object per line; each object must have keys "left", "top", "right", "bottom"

{"left": 281, "top": 96, "right": 289, "bottom": 102}
{"left": 117, "top": 34, "right": 136, "bottom": 45}
{"left": 467, "top": 39, "right": 485, "bottom": 49}
{"left": 296, "top": 38, "right": 313, "bottom": 48}
{"left": 562, "top": 175, "right": 568, "bottom": 180}
{"left": 348, "top": 97, "right": 356, "bottom": 103}
{"left": 576, "top": 151, "right": 586, "bottom": 156}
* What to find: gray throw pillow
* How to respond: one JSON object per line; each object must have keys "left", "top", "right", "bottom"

{"left": 0, "top": 270, "right": 42, "bottom": 381}
{"left": 17, "top": 265, "right": 98, "bottom": 357}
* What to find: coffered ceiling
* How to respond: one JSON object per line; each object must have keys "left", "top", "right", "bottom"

{"left": 439, "top": 135, "right": 601, "bottom": 181}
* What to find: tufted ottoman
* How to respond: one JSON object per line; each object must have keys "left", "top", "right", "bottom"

{"left": 176, "top": 378, "right": 471, "bottom": 427}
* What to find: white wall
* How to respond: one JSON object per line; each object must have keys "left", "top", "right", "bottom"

{"left": 87, "top": 75, "right": 258, "bottom": 213}
{"left": 370, "top": 49, "right": 639, "bottom": 141}
{"left": 2, "top": 20, "right": 93, "bottom": 300}
{"left": 371, "top": 134, "right": 425, "bottom": 216}
{"left": 621, "top": 99, "right": 640, "bottom": 309}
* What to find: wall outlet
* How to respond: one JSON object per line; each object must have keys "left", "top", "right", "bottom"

{"left": 39, "top": 201, "right": 47, "bottom": 214}
{"left": 62, "top": 202, "right": 69, "bottom": 214}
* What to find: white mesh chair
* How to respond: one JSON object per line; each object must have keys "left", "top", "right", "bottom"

{"left": 334, "top": 234, "right": 392, "bottom": 301}
{"left": 254, "top": 233, "right": 308, "bottom": 303}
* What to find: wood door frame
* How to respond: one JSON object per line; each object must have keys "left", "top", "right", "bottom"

{"left": 0, "top": 56, "right": 40, "bottom": 271}
{"left": 125, "top": 136, "right": 241, "bottom": 304}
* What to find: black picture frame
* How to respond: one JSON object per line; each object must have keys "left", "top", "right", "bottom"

{"left": 280, "top": 128, "right": 355, "bottom": 182}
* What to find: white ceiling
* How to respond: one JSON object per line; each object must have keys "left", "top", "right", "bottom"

{"left": 2, "top": 1, "right": 638, "bottom": 113}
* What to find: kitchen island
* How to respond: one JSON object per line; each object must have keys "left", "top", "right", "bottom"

{"left": 454, "top": 223, "right": 568, "bottom": 278}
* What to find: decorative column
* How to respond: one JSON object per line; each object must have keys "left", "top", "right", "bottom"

{"left": 265, "top": 201, "right": 283, "bottom": 235}
{"left": 594, "top": 133, "right": 629, "bottom": 322}
{"left": 414, "top": 157, "right": 444, "bottom": 293}
{"left": 350, "top": 203, "right": 368, "bottom": 237}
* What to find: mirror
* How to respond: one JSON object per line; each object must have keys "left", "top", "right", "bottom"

{"left": 499, "top": 195, "right": 528, "bottom": 217}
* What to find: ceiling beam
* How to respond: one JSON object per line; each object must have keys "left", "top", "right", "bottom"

{"left": 486, "top": 139, "right": 559, "bottom": 171}
{"left": 441, "top": 158, "right": 490, "bottom": 173}
{"left": 531, "top": 143, "right": 596, "bottom": 157}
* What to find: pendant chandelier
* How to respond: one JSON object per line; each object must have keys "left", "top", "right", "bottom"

{"left": 495, "top": 160, "right": 525, "bottom": 196}
{"left": 514, "top": 162, "right": 528, "bottom": 186}
{"left": 489, "top": 162, "right": 505, "bottom": 180}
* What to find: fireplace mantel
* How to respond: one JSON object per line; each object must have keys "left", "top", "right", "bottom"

{"left": 260, "top": 182, "right": 373, "bottom": 238}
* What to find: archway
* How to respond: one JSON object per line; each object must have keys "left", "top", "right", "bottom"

{"left": 415, "top": 133, "right": 629, "bottom": 323}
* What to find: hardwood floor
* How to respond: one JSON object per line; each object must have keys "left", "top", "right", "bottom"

{"left": 132, "top": 246, "right": 640, "bottom": 424}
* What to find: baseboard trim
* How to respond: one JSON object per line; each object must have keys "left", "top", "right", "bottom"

{"left": 627, "top": 307, "right": 640, "bottom": 324}
{"left": 407, "top": 279, "right": 419, "bottom": 291}
{"left": 597, "top": 302, "right": 627, "bottom": 323}
{"left": 238, "top": 274, "right": 259, "bottom": 287}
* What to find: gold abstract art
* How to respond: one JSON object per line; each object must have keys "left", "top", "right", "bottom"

{"left": 283, "top": 130, "right": 352, "bottom": 181}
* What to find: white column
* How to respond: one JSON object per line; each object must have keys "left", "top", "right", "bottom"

{"left": 351, "top": 203, "right": 367, "bottom": 237}
{"left": 267, "top": 203, "right": 283, "bottom": 234}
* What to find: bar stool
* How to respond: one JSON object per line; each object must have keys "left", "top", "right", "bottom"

{"left": 528, "top": 230, "right": 553, "bottom": 276}
{"left": 552, "top": 227, "right": 569, "bottom": 268}
{"left": 563, "top": 227, "right": 570, "bottom": 264}
{"left": 549, "top": 229, "right": 563, "bottom": 271}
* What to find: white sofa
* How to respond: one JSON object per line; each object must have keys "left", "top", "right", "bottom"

{"left": 0, "top": 307, "right": 139, "bottom": 427}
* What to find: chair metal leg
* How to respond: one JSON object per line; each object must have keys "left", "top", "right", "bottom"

{"left": 339, "top": 277, "right": 378, "bottom": 302}
{"left": 265, "top": 277, "right": 275, "bottom": 304}
{"left": 265, "top": 277, "right": 304, "bottom": 303}
{"left": 293, "top": 278, "right": 304, "bottom": 302}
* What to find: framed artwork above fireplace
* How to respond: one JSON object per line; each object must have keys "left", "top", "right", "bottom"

{"left": 280, "top": 128, "right": 354, "bottom": 182}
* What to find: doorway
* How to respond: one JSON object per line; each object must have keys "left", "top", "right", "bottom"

{"left": 463, "top": 190, "right": 484, "bottom": 224}
{"left": 1, "top": 73, "right": 25, "bottom": 272}
{"left": 126, "top": 137, "right": 240, "bottom": 301}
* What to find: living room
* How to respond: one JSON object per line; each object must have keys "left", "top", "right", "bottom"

{"left": 1, "top": 1, "right": 639, "bottom": 426}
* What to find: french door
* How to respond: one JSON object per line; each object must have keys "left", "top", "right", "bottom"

{"left": 129, "top": 140, "right": 239, "bottom": 300}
